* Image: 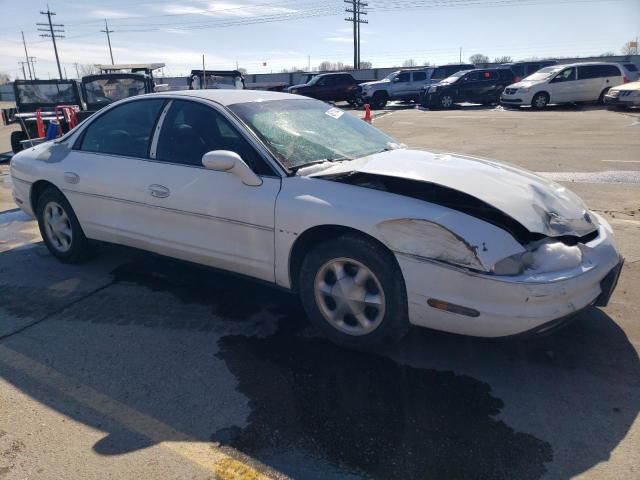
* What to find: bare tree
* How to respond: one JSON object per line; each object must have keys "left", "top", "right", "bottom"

{"left": 359, "top": 61, "right": 372, "bottom": 69}
{"left": 621, "top": 40, "right": 638, "bottom": 55}
{"left": 237, "top": 67, "right": 247, "bottom": 75}
{"left": 599, "top": 52, "right": 616, "bottom": 57}
{"left": 0, "top": 72, "right": 11, "bottom": 85}
{"left": 78, "top": 64, "right": 98, "bottom": 76}
{"left": 494, "top": 56, "right": 513, "bottom": 63}
{"left": 402, "top": 59, "right": 417, "bottom": 67}
{"left": 317, "top": 61, "right": 352, "bottom": 72}
{"left": 469, "top": 53, "right": 490, "bottom": 65}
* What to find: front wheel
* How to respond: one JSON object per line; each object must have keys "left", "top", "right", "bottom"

{"left": 371, "top": 91, "right": 388, "bottom": 109}
{"left": 440, "top": 94, "right": 454, "bottom": 109}
{"left": 299, "top": 234, "right": 409, "bottom": 349}
{"left": 36, "top": 188, "right": 92, "bottom": 263}
{"left": 531, "top": 92, "right": 549, "bottom": 109}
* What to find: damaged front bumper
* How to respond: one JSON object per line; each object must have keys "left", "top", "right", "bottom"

{"left": 397, "top": 220, "right": 622, "bottom": 338}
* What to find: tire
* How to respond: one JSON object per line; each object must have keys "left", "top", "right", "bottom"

{"left": 598, "top": 87, "right": 611, "bottom": 105}
{"left": 299, "top": 234, "right": 409, "bottom": 349}
{"left": 440, "top": 94, "right": 454, "bottom": 109}
{"left": 531, "top": 92, "right": 549, "bottom": 109}
{"left": 371, "top": 91, "right": 388, "bottom": 109}
{"left": 10, "top": 130, "right": 27, "bottom": 154}
{"left": 36, "top": 187, "right": 92, "bottom": 263}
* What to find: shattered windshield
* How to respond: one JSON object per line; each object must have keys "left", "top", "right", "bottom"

{"left": 15, "top": 82, "right": 78, "bottom": 105}
{"left": 83, "top": 78, "right": 147, "bottom": 106}
{"left": 229, "top": 99, "right": 397, "bottom": 170}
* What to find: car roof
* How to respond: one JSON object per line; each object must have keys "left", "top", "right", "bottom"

{"left": 552, "top": 61, "right": 622, "bottom": 68}
{"left": 150, "top": 89, "right": 306, "bottom": 106}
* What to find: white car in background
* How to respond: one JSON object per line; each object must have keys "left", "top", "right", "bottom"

{"left": 10, "top": 90, "right": 623, "bottom": 348}
{"left": 604, "top": 80, "right": 640, "bottom": 109}
{"left": 501, "top": 62, "right": 630, "bottom": 109}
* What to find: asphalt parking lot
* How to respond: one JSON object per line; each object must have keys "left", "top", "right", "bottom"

{"left": 1, "top": 105, "right": 639, "bottom": 480}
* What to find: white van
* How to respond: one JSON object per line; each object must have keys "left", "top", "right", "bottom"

{"left": 500, "top": 62, "right": 628, "bottom": 109}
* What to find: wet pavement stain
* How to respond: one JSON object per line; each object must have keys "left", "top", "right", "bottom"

{"left": 213, "top": 320, "right": 553, "bottom": 480}
{"left": 110, "top": 254, "right": 295, "bottom": 323}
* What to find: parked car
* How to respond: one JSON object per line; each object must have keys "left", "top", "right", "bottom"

{"left": 420, "top": 68, "right": 516, "bottom": 109}
{"left": 604, "top": 80, "right": 640, "bottom": 109}
{"left": 287, "top": 72, "right": 363, "bottom": 103}
{"left": 501, "top": 62, "right": 629, "bottom": 109}
{"left": 359, "top": 65, "right": 474, "bottom": 108}
{"left": 10, "top": 90, "right": 623, "bottom": 348}
{"left": 500, "top": 60, "right": 557, "bottom": 82}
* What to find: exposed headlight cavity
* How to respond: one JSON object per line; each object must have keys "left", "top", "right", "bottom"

{"left": 493, "top": 240, "right": 583, "bottom": 276}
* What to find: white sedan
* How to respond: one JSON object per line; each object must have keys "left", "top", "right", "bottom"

{"left": 10, "top": 90, "right": 623, "bottom": 348}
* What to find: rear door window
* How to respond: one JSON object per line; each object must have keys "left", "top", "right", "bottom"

{"left": 79, "top": 99, "right": 165, "bottom": 158}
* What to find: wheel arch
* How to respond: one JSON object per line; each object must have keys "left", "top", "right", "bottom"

{"left": 287, "top": 224, "right": 399, "bottom": 292}
{"left": 30, "top": 179, "right": 62, "bottom": 213}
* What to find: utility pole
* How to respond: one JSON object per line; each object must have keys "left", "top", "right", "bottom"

{"left": 29, "top": 57, "right": 37, "bottom": 79}
{"left": 101, "top": 19, "right": 114, "bottom": 65}
{"left": 459, "top": 47, "right": 462, "bottom": 63}
{"left": 344, "top": 1, "right": 367, "bottom": 70}
{"left": 73, "top": 62, "right": 80, "bottom": 78}
{"left": 21, "top": 31, "right": 33, "bottom": 79}
{"left": 37, "top": 8, "right": 64, "bottom": 80}
{"left": 18, "top": 61, "right": 27, "bottom": 80}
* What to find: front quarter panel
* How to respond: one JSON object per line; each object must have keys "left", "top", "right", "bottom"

{"left": 274, "top": 176, "right": 525, "bottom": 288}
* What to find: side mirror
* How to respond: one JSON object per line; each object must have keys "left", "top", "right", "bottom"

{"left": 201, "top": 150, "right": 262, "bottom": 186}
{"left": 393, "top": 77, "right": 400, "bottom": 82}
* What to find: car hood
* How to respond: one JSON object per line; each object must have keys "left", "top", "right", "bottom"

{"left": 304, "top": 149, "right": 597, "bottom": 238}
{"left": 611, "top": 81, "right": 640, "bottom": 92}
{"left": 507, "top": 80, "right": 540, "bottom": 89}
{"left": 360, "top": 79, "right": 390, "bottom": 88}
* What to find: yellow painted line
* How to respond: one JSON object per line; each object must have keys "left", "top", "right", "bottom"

{"left": 0, "top": 345, "right": 279, "bottom": 480}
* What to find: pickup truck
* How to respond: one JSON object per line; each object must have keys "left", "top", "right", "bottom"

{"left": 358, "top": 64, "right": 475, "bottom": 108}
{"left": 287, "top": 72, "right": 369, "bottom": 104}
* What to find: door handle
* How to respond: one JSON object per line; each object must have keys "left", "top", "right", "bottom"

{"left": 148, "top": 184, "right": 170, "bottom": 198}
{"left": 64, "top": 172, "right": 80, "bottom": 184}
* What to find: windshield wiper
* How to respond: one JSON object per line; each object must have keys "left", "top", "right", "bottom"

{"left": 290, "top": 157, "right": 347, "bottom": 173}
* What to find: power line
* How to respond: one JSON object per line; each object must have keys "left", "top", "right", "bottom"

{"left": 101, "top": 19, "right": 115, "bottom": 65}
{"left": 37, "top": 8, "right": 65, "bottom": 79}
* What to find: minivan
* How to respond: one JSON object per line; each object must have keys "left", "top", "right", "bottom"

{"left": 501, "top": 62, "right": 629, "bottom": 109}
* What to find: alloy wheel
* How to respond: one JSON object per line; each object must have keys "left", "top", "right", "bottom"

{"left": 441, "top": 95, "right": 453, "bottom": 108}
{"left": 43, "top": 201, "right": 73, "bottom": 252}
{"left": 314, "top": 257, "right": 386, "bottom": 336}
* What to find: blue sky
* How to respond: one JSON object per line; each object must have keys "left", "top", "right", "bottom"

{"left": 1, "top": 0, "right": 638, "bottom": 79}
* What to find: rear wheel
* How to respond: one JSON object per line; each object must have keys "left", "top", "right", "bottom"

{"left": 10, "top": 131, "right": 27, "bottom": 154}
{"left": 36, "top": 188, "right": 92, "bottom": 263}
{"left": 299, "top": 234, "right": 409, "bottom": 349}
{"left": 598, "top": 87, "right": 611, "bottom": 105}
{"left": 531, "top": 92, "right": 549, "bottom": 109}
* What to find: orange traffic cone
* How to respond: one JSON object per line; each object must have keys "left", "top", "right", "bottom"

{"left": 363, "top": 104, "right": 372, "bottom": 123}
{"left": 36, "top": 108, "right": 45, "bottom": 138}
